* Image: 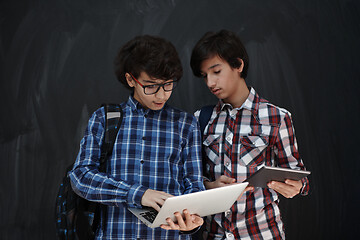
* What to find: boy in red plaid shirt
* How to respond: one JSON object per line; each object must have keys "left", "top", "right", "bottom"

{"left": 190, "top": 30, "right": 309, "bottom": 240}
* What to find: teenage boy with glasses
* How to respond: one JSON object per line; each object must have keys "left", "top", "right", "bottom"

{"left": 69, "top": 35, "right": 205, "bottom": 239}
{"left": 191, "top": 30, "right": 310, "bottom": 239}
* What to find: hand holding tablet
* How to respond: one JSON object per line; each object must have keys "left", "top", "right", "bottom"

{"left": 245, "top": 166, "right": 311, "bottom": 189}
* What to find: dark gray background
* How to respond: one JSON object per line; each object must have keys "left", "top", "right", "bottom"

{"left": 1, "top": 0, "right": 359, "bottom": 239}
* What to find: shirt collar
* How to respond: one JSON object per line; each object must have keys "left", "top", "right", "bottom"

{"left": 126, "top": 95, "right": 167, "bottom": 115}
{"left": 216, "top": 87, "right": 259, "bottom": 115}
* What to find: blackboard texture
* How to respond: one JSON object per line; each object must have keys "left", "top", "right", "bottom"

{"left": 1, "top": 0, "right": 359, "bottom": 239}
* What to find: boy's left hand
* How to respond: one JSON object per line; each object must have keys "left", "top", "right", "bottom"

{"left": 267, "top": 179, "right": 302, "bottom": 198}
{"left": 160, "top": 209, "right": 203, "bottom": 231}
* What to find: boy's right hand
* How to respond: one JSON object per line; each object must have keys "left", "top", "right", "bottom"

{"left": 204, "top": 175, "right": 236, "bottom": 189}
{"left": 141, "top": 189, "right": 173, "bottom": 212}
{"left": 204, "top": 175, "right": 254, "bottom": 192}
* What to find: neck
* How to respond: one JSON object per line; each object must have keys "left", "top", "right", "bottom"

{"left": 224, "top": 79, "right": 250, "bottom": 108}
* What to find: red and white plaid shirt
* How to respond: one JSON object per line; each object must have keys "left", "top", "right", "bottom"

{"left": 195, "top": 87, "right": 309, "bottom": 240}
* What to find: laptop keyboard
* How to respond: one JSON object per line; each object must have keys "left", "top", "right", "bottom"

{"left": 140, "top": 209, "right": 158, "bottom": 223}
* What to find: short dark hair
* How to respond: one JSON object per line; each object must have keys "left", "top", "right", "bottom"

{"left": 190, "top": 29, "right": 249, "bottom": 79}
{"left": 115, "top": 35, "right": 183, "bottom": 89}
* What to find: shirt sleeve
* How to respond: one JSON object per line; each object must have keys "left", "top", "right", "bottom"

{"left": 180, "top": 115, "right": 206, "bottom": 194}
{"left": 274, "top": 111, "right": 310, "bottom": 195}
{"left": 69, "top": 108, "right": 147, "bottom": 207}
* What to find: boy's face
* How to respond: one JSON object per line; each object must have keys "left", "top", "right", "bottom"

{"left": 200, "top": 55, "right": 245, "bottom": 104}
{"left": 126, "top": 72, "right": 173, "bottom": 111}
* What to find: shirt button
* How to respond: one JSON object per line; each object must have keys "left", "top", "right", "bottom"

{"left": 142, "top": 136, "right": 146, "bottom": 140}
{"left": 226, "top": 136, "right": 231, "bottom": 142}
{"left": 225, "top": 162, "right": 230, "bottom": 166}
{"left": 225, "top": 210, "right": 231, "bottom": 216}
{"left": 140, "top": 160, "right": 144, "bottom": 164}
{"left": 227, "top": 233, "right": 233, "bottom": 238}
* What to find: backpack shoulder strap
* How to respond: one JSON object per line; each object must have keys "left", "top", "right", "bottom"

{"left": 198, "top": 105, "right": 215, "bottom": 182}
{"left": 95, "top": 104, "right": 123, "bottom": 232}
{"left": 99, "top": 103, "right": 123, "bottom": 171}
{"left": 199, "top": 105, "right": 215, "bottom": 134}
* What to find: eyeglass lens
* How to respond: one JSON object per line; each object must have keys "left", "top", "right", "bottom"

{"left": 144, "top": 81, "right": 176, "bottom": 95}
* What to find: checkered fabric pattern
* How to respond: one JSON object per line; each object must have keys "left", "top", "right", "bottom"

{"left": 195, "top": 87, "right": 309, "bottom": 240}
{"left": 69, "top": 96, "right": 205, "bottom": 240}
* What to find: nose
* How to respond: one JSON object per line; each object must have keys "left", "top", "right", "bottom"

{"left": 154, "top": 86, "right": 166, "bottom": 99}
{"left": 206, "top": 74, "right": 216, "bottom": 88}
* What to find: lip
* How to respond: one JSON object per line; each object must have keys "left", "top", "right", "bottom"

{"left": 211, "top": 88, "right": 221, "bottom": 95}
{"left": 153, "top": 102, "right": 165, "bottom": 106}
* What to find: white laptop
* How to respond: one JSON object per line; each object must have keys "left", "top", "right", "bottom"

{"left": 128, "top": 182, "right": 248, "bottom": 228}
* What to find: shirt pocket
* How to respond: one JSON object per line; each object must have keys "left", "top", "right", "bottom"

{"left": 203, "top": 134, "right": 222, "bottom": 165}
{"left": 238, "top": 135, "right": 269, "bottom": 166}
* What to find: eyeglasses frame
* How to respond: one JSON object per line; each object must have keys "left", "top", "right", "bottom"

{"left": 128, "top": 73, "right": 177, "bottom": 95}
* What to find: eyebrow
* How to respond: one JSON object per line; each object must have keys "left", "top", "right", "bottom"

{"left": 142, "top": 79, "right": 157, "bottom": 84}
{"left": 142, "top": 79, "right": 172, "bottom": 84}
{"left": 208, "top": 63, "right": 221, "bottom": 70}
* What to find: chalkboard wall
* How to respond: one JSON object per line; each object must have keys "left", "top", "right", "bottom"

{"left": 1, "top": 0, "right": 359, "bottom": 239}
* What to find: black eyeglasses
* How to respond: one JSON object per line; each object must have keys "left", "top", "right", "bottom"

{"left": 129, "top": 73, "right": 177, "bottom": 95}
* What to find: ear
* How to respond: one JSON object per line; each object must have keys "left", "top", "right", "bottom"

{"left": 236, "top": 58, "right": 244, "bottom": 73}
{"left": 125, "top": 73, "right": 135, "bottom": 88}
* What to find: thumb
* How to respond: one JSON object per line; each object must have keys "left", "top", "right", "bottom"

{"left": 220, "top": 175, "right": 236, "bottom": 184}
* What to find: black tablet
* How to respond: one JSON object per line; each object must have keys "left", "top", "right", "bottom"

{"left": 245, "top": 166, "right": 311, "bottom": 188}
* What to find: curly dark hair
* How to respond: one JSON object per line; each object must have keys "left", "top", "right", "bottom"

{"left": 114, "top": 35, "right": 183, "bottom": 89}
{"left": 190, "top": 29, "right": 249, "bottom": 79}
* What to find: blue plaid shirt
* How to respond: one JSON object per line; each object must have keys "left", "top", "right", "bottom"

{"left": 69, "top": 96, "right": 205, "bottom": 239}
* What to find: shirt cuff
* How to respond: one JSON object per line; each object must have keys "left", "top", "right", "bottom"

{"left": 203, "top": 176, "right": 211, "bottom": 182}
{"left": 179, "top": 225, "right": 201, "bottom": 235}
{"left": 126, "top": 183, "right": 148, "bottom": 208}
{"left": 300, "top": 177, "right": 310, "bottom": 196}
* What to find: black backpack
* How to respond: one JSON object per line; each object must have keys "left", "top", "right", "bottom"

{"left": 198, "top": 105, "right": 214, "bottom": 135}
{"left": 55, "top": 104, "right": 123, "bottom": 240}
